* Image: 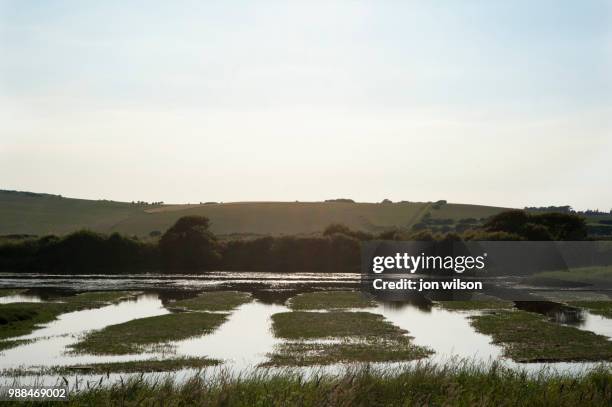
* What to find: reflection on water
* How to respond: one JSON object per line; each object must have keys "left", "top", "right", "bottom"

{"left": 375, "top": 303, "right": 503, "bottom": 361}
{"left": 173, "top": 302, "right": 288, "bottom": 370}
{"left": 0, "top": 272, "right": 361, "bottom": 292}
{"left": 1, "top": 275, "right": 611, "bottom": 385}
{"left": 378, "top": 297, "right": 433, "bottom": 313}
{"left": 514, "top": 301, "right": 585, "bottom": 325}
{"left": 0, "top": 294, "right": 43, "bottom": 304}
{"left": 1, "top": 294, "right": 170, "bottom": 369}
{"left": 514, "top": 300, "right": 612, "bottom": 339}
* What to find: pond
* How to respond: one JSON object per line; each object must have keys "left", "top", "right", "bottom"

{"left": 1, "top": 273, "right": 611, "bottom": 387}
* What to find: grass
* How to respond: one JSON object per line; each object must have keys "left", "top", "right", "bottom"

{"left": 3, "top": 363, "right": 611, "bottom": 406}
{"left": 1, "top": 357, "right": 221, "bottom": 376}
{"left": 63, "top": 357, "right": 221, "bottom": 374}
{"left": 430, "top": 202, "right": 511, "bottom": 220}
{"left": 168, "top": 291, "right": 251, "bottom": 311}
{"left": 271, "top": 312, "right": 407, "bottom": 340}
{"left": 568, "top": 301, "right": 612, "bottom": 319}
{"left": 263, "top": 339, "right": 432, "bottom": 366}
{"left": 0, "top": 288, "right": 27, "bottom": 297}
{"left": 470, "top": 310, "right": 612, "bottom": 362}
{"left": 0, "top": 303, "right": 60, "bottom": 340}
{"left": 1, "top": 189, "right": 510, "bottom": 236}
{"left": 0, "top": 339, "right": 32, "bottom": 351}
{"left": 288, "top": 291, "right": 376, "bottom": 310}
{"left": 0, "top": 291, "right": 138, "bottom": 350}
{"left": 70, "top": 312, "right": 228, "bottom": 355}
{"left": 56, "top": 291, "right": 139, "bottom": 308}
{"left": 268, "top": 311, "right": 432, "bottom": 365}
{"left": 525, "top": 266, "right": 612, "bottom": 287}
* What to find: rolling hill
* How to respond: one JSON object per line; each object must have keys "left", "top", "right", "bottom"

{"left": 0, "top": 190, "right": 512, "bottom": 237}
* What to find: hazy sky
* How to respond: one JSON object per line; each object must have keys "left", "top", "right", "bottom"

{"left": 1, "top": 1, "right": 611, "bottom": 210}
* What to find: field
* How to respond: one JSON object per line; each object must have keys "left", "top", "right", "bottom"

{"left": 0, "top": 190, "right": 510, "bottom": 237}
{"left": 3, "top": 364, "right": 611, "bottom": 407}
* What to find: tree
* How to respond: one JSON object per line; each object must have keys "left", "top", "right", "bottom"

{"left": 159, "top": 216, "right": 220, "bottom": 270}
{"left": 484, "top": 210, "right": 530, "bottom": 235}
{"left": 483, "top": 210, "right": 587, "bottom": 240}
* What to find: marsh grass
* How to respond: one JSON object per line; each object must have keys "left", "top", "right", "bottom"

{"left": 568, "top": 301, "right": 612, "bottom": 319}
{"left": 4, "top": 362, "right": 611, "bottom": 406}
{"left": 57, "top": 291, "right": 139, "bottom": 308}
{"left": 0, "top": 288, "right": 27, "bottom": 297}
{"left": 470, "top": 310, "right": 612, "bottom": 362}
{"left": 271, "top": 312, "right": 407, "bottom": 340}
{"left": 288, "top": 291, "right": 376, "bottom": 310}
{"left": 0, "top": 357, "right": 220, "bottom": 376}
{"left": 69, "top": 312, "right": 228, "bottom": 355}
{"left": 168, "top": 291, "right": 251, "bottom": 311}
{"left": 0, "top": 291, "right": 139, "bottom": 349}
{"left": 0, "top": 338, "right": 33, "bottom": 351}
{"left": 268, "top": 311, "right": 431, "bottom": 365}
{"left": 263, "top": 339, "right": 432, "bottom": 366}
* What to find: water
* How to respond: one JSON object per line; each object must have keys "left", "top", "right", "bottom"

{"left": 0, "top": 294, "right": 43, "bottom": 304}
{"left": 1, "top": 294, "right": 170, "bottom": 369}
{"left": 514, "top": 300, "right": 612, "bottom": 339}
{"left": 1, "top": 273, "right": 611, "bottom": 386}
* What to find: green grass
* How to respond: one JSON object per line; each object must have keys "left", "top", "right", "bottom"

{"left": 0, "top": 303, "right": 60, "bottom": 340}
{"left": 263, "top": 339, "right": 432, "bottom": 366}
{"left": 1, "top": 357, "right": 221, "bottom": 376}
{"left": 288, "top": 291, "right": 376, "bottom": 310}
{"left": 57, "top": 291, "right": 139, "bottom": 308}
{"left": 568, "top": 301, "right": 612, "bottom": 319}
{"left": 0, "top": 291, "right": 137, "bottom": 346}
{"left": 429, "top": 202, "right": 511, "bottom": 220}
{"left": 525, "top": 266, "right": 612, "bottom": 287}
{"left": 70, "top": 312, "right": 228, "bottom": 355}
{"left": 0, "top": 288, "right": 27, "bottom": 297}
{"left": 470, "top": 310, "right": 612, "bottom": 362}
{"left": 0, "top": 190, "right": 150, "bottom": 236}
{"left": 65, "top": 357, "right": 221, "bottom": 375}
{"left": 4, "top": 363, "right": 611, "bottom": 406}
{"left": 271, "top": 312, "right": 407, "bottom": 340}
{"left": 0, "top": 190, "right": 510, "bottom": 236}
{"left": 168, "top": 291, "right": 251, "bottom": 312}
{"left": 267, "top": 311, "right": 431, "bottom": 365}
{"left": 0, "top": 339, "right": 32, "bottom": 351}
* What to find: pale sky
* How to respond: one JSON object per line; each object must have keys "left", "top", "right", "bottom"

{"left": 1, "top": 1, "right": 611, "bottom": 210}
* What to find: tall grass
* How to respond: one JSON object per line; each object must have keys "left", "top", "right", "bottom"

{"left": 6, "top": 361, "right": 611, "bottom": 406}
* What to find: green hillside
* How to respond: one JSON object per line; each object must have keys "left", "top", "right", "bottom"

{"left": 0, "top": 190, "right": 512, "bottom": 237}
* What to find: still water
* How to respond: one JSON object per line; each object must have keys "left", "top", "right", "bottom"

{"left": 1, "top": 273, "right": 611, "bottom": 386}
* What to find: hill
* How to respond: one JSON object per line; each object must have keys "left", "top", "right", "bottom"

{"left": 0, "top": 190, "right": 511, "bottom": 237}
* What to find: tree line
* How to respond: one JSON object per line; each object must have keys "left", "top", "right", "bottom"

{"left": 0, "top": 210, "right": 589, "bottom": 273}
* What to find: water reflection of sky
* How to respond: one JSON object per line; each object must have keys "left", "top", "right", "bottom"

{"left": 1, "top": 277, "right": 611, "bottom": 386}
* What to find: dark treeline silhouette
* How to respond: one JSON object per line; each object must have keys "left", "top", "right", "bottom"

{"left": 482, "top": 210, "right": 587, "bottom": 241}
{"left": 0, "top": 231, "right": 158, "bottom": 272}
{"left": 0, "top": 210, "right": 591, "bottom": 273}
{"left": 526, "top": 205, "right": 612, "bottom": 216}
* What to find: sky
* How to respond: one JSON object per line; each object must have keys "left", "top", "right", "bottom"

{"left": 1, "top": 0, "right": 611, "bottom": 210}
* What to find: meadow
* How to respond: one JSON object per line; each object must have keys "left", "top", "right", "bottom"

{"left": 0, "top": 190, "right": 508, "bottom": 238}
